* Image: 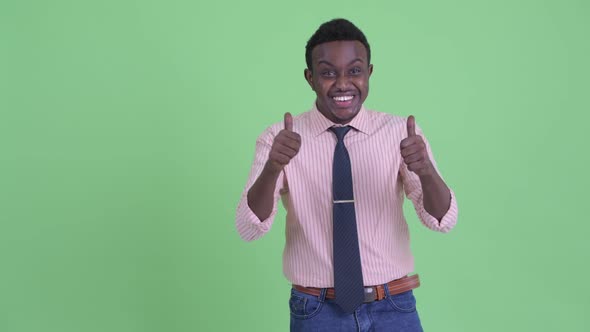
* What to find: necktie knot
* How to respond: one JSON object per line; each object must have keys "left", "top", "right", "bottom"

{"left": 330, "top": 126, "right": 352, "bottom": 142}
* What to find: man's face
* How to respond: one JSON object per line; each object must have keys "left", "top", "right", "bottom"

{"left": 305, "top": 40, "right": 373, "bottom": 124}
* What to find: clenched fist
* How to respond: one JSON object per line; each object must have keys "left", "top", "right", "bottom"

{"left": 267, "top": 112, "right": 302, "bottom": 173}
{"left": 400, "top": 115, "right": 435, "bottom": 177}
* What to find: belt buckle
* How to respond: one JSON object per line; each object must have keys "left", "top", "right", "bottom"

{"left": 363, "top": 287, "right": 377, "bottom": 303}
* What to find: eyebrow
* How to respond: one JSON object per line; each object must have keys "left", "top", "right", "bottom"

{"left": 316, "top": 58, "right": 364, "bottom": 67}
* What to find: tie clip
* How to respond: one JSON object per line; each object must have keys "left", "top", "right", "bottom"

{"left": 333, "top": 200, "right": 354, "bottom": 204}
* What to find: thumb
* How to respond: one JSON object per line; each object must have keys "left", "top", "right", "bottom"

{"left": 407, "top": 115, "right": 416, "bottom": 137}
{"left": 284, "top": 112, "right": 293, "bottom": 131}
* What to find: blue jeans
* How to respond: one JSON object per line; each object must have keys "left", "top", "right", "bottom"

{"left": 289, "top": 285, "right": 423, "bottom": 332}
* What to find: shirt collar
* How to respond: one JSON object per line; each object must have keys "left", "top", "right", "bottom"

{"left": 308, "top": 102, "right": 373, "bottom": 137}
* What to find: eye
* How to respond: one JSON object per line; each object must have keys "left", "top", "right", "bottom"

{"left": 321, "top": 70, "right": 336, "bottom": 77}
{"left": 349, "top": 67, "right": 362, "bottom": 75}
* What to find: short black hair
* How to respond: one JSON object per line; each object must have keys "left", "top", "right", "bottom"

{"left": 305, "top": 18, "right": 371, "bottom": 71}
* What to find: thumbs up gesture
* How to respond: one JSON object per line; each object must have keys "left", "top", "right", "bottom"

{"left": 267, "top": 113, "right": 302, "bottom": 173}
{"left": 400, "top": 115, "right": 434, "bottom": 177}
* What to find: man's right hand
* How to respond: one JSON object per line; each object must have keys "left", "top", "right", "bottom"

{"left": 266, "top": 112, "right": 301, "bottom": 173}
{"left": 248, "top": 112, "right": 301, "bottom": 221}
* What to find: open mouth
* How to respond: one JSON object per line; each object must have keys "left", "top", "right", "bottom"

{"left": 332, "top": 95, "right": 355, "bottom": 108}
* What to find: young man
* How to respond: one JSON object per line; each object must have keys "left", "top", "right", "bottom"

{"left": 236, "top": 18, "right": 458, "bottom": 331}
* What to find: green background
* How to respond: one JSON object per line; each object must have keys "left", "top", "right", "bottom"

{"left": 1, "top": 0, "right": 589, "bottom": 331}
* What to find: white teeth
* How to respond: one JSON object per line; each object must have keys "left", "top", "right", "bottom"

{"left": 333, "top": 96, "right": 354, "bottom": 102}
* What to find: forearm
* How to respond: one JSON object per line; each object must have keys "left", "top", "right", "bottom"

{"left": 419, "top": 168, "right": 451, "bottom": 221}
{"left": 247, "top": 161, "right": 282, "bottom": 222}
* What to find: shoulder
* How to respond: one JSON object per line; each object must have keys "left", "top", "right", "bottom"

{"left": 364, "top": 108, "right": 408, "bottom": 133}
{"left": 365, "top": 109, "right": 429, "bottom": 141}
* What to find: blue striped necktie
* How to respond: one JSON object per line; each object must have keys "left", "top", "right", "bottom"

{"left": 329, "top": 126, "right": 364, "bottom": 314}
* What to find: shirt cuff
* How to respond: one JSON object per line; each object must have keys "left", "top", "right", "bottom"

{"left": 411, "top": 189, "right": 458, "bottom": 233}
{"left": 235, "top": 193, "right": 278, "bottom": 241}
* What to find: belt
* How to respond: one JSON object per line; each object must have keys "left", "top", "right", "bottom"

{"left": 293, "top": 274, "right": 420, "bottom": 303}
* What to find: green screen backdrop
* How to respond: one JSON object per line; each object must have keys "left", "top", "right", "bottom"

{"left": 1, "top": 0, "right": 589, "bottom": 331}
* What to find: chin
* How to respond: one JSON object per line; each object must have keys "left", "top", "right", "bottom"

{"left": 331, "top": 108, "right": 359, "bottom": 123}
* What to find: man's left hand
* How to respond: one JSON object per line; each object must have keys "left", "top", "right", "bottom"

{"left": 400, "top": 115, "right": 435, "bottom": 177}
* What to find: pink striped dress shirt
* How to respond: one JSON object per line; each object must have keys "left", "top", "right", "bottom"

{"left": 236, "top": 104, "right": 458, "bottom": 288}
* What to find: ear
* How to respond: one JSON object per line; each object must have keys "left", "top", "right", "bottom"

{"left": 368, "top": 64, "right": 374, "bottom": 77}
{"left": 304, "top": 68, "right": 314, "bottom": 90}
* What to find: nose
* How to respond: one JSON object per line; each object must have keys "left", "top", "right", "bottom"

{"left": 334, "top": 74, "right": 351, "bottom": 90}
